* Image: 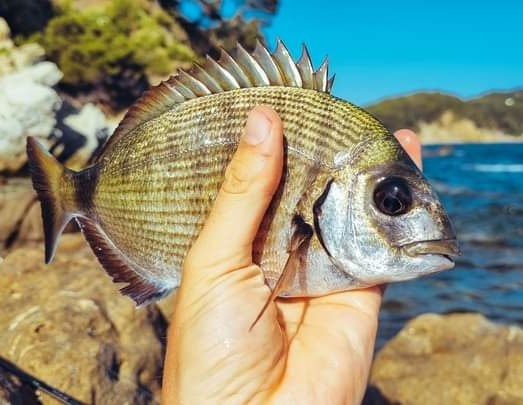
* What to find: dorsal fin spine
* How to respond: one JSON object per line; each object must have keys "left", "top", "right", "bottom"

{"left": 314, "top": 57, "right": 329, "bottom": 92}
{"left": 171, "top": 78, "right": 196, "bottom": 99}
{"left": 190, "top": 64, "right": 224, "bottom": 93}
{"left": 252, "top": 40, "right": 284, "bottom": 86}
{"left": 327, "top": 74, "right": 336, "bottom": 93}
{"left": 204, "top": 55, "right": 240, "bottom": 90}
{"left": 234, "top": 43, "right": 270, "bottom": 86}
{"left": 163, "top": 85, "right": 185, "bottom": 103}
{"left": 272, "top": 39, "right": 302, "bottom": 87}
{"left": 178, "top": 70, "right": 211, "bottom": 96}
{"left": 218, "top": 48, "right": 252, "bottom": 87}
{"left": 297, "top": 44, "right": 314, "bottom": 89}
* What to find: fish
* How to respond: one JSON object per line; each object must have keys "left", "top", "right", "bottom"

{"left": 26, "top": 40, "right": 459, "bottom": 306}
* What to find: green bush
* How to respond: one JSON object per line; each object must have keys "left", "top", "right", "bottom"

{"left": 367, "top": 91, "right": 523, "bottom": 135}
{"left": 366, "top": 93, "right": 465, "bottom": 132}
{"left": 32, "top": 0, "right": 195, "bottom": 85}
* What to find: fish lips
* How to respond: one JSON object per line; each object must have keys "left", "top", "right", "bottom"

{"left": 401, "top": 238, "right": 460, "bottom": 271}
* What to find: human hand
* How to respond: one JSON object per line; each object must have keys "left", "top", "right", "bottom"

{"left": 161, "top": 107, "right": 422, "bottom": 404}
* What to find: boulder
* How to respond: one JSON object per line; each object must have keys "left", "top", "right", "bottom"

{"left": 0, "top": 62, "right": 62, "bottom": 172}
{"left": 7, "top": 61, "right": 63, "bottom": 87}
{"left": 62, "top": 102, "right": 115, "bottom": 169}
{"left": 0, "top": 178, "right": 37, "bottom": 255}
{"left": 0, "top": 234, "right": 167, "bottom": 404}
{"left": 0, "top": 178, "right": 79, "bottom": 256}
{"left": 0, "top": 17, "right": 45, "bottom": 76}
{"left": 367, "top": 313, "right": 523, "bottom": 405}
{"left": 13, "top": 201, "right": 45, "bottom": 248}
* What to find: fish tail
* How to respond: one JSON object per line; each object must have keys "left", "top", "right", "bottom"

{"left": 26, "top": 136, "right": 78, "bottom": 264}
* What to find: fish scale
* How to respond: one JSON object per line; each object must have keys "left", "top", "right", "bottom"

{"left": 26, "top": 40, "right": 458, "bottom": 307}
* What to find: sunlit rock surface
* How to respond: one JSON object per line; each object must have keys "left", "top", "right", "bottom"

{"left": 0, "top": 234, "right": 167, "bottom": 404}
{"left": 365, "top": 313, "right": 523, "bottom": 405}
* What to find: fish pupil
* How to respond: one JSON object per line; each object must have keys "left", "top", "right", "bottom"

{"left": 383, "top": 195, "right": 402, "bottom": 213}
{"left": 373, "top": 177, "right": 413, "bottom": 216}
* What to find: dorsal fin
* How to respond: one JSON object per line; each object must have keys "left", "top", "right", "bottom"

{"left": 98, "top": 40, "right": 336, "bottom": 158}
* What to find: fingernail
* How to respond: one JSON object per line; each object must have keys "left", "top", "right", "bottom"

{"left": 244, "top": 109, "right": 272, "bottom": 145}
{"left": 394, "top": 129, "right": 416, "bottom": 145}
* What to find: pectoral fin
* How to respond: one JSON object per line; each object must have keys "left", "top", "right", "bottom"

{"left": 249, "top": 216, "right": 313, "bottom": 330}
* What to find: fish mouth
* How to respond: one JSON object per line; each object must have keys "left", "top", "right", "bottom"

{"left": 401, "top": 238, "right": 461, "bottom": 259}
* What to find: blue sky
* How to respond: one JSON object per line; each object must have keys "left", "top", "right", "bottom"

{"left": 261, "top": 0, "right": 522, "bottom": 105}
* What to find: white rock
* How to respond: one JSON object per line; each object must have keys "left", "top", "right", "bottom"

{"left": 64, "top": 103, "right": 107, "bottom": 142}
{"left": 5, "top": 61, "right": 63, "bottom": 87}
{"left": 0, "top": 62, "right": 62, "bottom": 159}
{"left": 63, "top": 103, "right": 114, "bottom": 165}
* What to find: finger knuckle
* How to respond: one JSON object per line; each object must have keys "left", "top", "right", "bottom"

{"left": 221, "top": 158, "right": 253, "bottom": 195}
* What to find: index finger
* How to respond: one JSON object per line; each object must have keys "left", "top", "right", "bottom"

{"left": 394, "top": 129, "right": 422, "bottom": 170}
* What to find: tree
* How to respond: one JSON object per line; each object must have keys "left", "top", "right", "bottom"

{"left": 160, "top": 0, "right": 280, "bottom": 56}
{"left": 0, "top": 0, "right": 53, "bottom": 36}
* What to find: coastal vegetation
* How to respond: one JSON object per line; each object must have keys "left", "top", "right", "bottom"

{"left": 33, "top": 0, "right": 196, "bottom": 86}
{"left": 367, "top": 90, "right": 523, "bottom": 141}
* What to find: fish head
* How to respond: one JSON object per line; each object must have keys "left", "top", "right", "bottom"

{"left": 314, "top": 136, "right": 459, "bottom": 285}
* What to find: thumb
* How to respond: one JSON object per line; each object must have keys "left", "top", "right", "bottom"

{"left": 184, "top": 106, "right": 284, "bottom": 275}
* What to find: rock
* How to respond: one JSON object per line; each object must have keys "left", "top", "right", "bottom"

{"left": 0, "top": 234, "right": 166, "bottom": 404}
{"left": 8, "top": 61, "right": 63, "bottom": 87}
{"left": 0, "top": 178, "right": 37, "bottom": 255}
{"left": 0, "top": 178, "right": 78, "bottom": 256}
{"left": 16, "top": 201, "right": 44, "bottom": 241}
{"left": 0, "top": 64, "right": 113, "bottom": 172}
{"left": 0, "top": 62, "right": 62, "bottom": 172}
{"left": 0, "top": 17, "right": 45, "bottom": 76}
{"left": 62, "top": 103, "right": 115, "bottom": 169}
{"left": 0, "top": 16, "right": 108, "bottom": 173}
{"left": 0, "top": 19, "right": 112, "bottom": 173}
{"left": 367, "top": 313, "right": 523, "bottom": 405}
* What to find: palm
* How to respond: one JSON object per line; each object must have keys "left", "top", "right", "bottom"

{"left": 166, "top": 265, "right": 380, "bottom": 405}
{"left": 273, "top": 289, "right": 381, "bottom": 403}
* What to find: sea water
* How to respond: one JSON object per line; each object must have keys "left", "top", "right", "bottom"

{"left": 378, "top": 143, "right": 523, "bottom": 348}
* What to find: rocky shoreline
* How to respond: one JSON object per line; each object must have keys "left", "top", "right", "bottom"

{"left": 365, "top": 313, "right": 523, "bottom": 405}
{"left": 0, "top": 233, "right": 167, "bottom": 404}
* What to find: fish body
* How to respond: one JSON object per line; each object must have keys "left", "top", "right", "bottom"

{"left": 27, "top": 41, "right": 459, "bottom": 305}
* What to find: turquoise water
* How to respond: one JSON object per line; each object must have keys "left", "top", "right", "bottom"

{"left": 378, "top": 143, "right": 523, "bottom": 348}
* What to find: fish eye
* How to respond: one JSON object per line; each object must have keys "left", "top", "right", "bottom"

{"left": 373, "top": 177, "right": 413, "bottom": 216}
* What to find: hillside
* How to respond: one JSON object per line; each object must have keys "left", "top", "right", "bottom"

{"left": 366, "top": 90, "right": 523, "bottom": 143}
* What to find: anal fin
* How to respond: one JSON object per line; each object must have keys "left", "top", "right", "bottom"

{"left": 76, "top": 217, "right": 172, "bottom": 305}
{"left": 250, "top": 216, "right": 313, "bottom": 330}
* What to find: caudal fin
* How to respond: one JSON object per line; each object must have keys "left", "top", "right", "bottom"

{"left": 26, "top": 137, "right": 74, "bottom": 264}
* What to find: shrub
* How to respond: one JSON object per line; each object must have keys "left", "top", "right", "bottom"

{"left": 32, "top": 0, "right": 195, "bottom": 86}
